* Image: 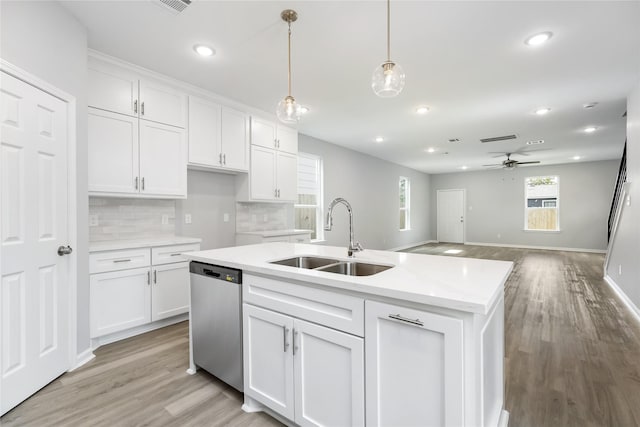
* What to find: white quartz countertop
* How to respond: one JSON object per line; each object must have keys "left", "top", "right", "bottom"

{"left": 90, "top": 236, "right": 202, "bottom": 252}
{"left": 183, "top": 243, "right": 513, "bottom": 315}
{"left": 236, "top": 229, "right": 312, "bottom": 237}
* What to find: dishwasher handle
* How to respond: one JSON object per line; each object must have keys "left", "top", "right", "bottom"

{"left": 203, "top": 269, "right": 221, "bottom": 278}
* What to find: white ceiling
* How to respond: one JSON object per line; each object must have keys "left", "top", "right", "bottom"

{"left": 60, "top": 0, "right": 640, "bottom": 174}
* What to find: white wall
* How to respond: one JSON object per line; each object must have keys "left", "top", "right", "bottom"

{"left": 1, "top": 1, "right": 90, "bottom": 354}
{"left": 430, "top": 160, "right": 619, "bottom": 251}
{"left": 299, "top": 134, "right": 431, "bottom": 250}
{"left": 607, "top": 78, "right": 640, "bottom": 306}
{"left": 175, "top": 170, "right": 237, "bottom": 250}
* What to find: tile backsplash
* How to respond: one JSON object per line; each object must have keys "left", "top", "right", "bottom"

{"left": 236, "top": 202, "right": 291, "bottom": 232}
{"left": 89, "top": 197, "right": 175, "bottom": 242}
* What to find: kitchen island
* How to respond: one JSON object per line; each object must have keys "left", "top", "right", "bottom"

{"left": 184, "top": 242, "right": 513, "bottom": 427}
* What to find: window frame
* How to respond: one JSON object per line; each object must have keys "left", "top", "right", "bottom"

{"left": 524, "top": 175, "right": 560, "bottom": 232}
{"left": 294, "top": 152, "right": 324, "bottom": 242}
{"left": 399, "top": 176, "right": 411, "bottom": 231}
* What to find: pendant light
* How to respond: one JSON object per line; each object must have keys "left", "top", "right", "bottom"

{"left": 371, "top": 0, "right": 405, "bottom": 97}
{"left": 276, "top": 9, "right": 302, "bottom": 124}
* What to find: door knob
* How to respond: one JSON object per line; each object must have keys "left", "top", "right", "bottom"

{"left": 57, "top": 245, "right": 73, "bottom": 256}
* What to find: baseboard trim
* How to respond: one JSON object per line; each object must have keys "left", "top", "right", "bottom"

{"left": 604, "top": 275, "right": 640, "bottom": 324}
{"left": 90, "top": 313, "right": 189, "bottom": 351}
{"left": 70, "top": 348, "right": 95, "bottom": 372}
{"left": 464, "top": 241, "right": 606, "bottom": 254}
{"left": 389, "top": 240, "right": 437, "bottom": 252}
{"left": 498, "top": 409, "right": 510, "bottom": 427}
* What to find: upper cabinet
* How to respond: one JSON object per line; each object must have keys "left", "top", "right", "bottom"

{"left": 187, "top": 96, "right": 248, "bottom": 172}
{"left": 88, "top": 60, "right": 187, "bottom": 128}
{"left": 251, "top": 117, "right": 298, "bottom": 154}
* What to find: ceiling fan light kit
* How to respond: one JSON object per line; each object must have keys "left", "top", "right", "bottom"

{"left": 276, "top": 9, "right": 302, "bottom": 124}
{"left": 372, "top": 0, "right": 405, "bottom": 97}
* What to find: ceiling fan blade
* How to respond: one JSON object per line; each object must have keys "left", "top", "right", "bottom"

{"left": 516, "top": 161, "right": 541, "bottom": 165}
{"left": 482, "top": 163, "right": 503, "bottom": 167}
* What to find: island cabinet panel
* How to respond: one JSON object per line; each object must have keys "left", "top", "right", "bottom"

{"left": 365, "top": 300, "right": 464, "bottom": 427}
{"left": 294, "top": 319, "right": 364, "bottom": 427}
{"left": 243, "top": 304, "right": 295, "bottom": 420}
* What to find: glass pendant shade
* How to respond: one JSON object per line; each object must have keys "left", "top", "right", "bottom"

{"left": 372, "top": 61, "right": 405, "bottom": 97}
{"left": 276, "top": 95, "right": 301, "bottom": 124}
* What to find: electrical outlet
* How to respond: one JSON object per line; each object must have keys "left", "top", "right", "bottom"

{"left": 185, "top": 213, "right": 192, "bottom": 224}
{"left": 619, "top": 264, "right": 623, "bottom": 275}
{"left": 223, "top": 213, "right": 229, "bottom": 222}
{"left": 161, "top": 214, "right": 169, "bottom": 225}
{"left": 497, "top": 233, "right": 501, "bottom": 239}
{"left": 89, "top": 215, "right": 99, "bottom": 227}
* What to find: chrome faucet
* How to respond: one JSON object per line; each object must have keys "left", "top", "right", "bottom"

{"left": 324, "top": 197, "right": 363, "bottom": 257}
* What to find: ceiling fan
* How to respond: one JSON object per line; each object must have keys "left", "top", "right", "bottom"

{"left": 483, "top": 153, "right": 541, "bottom": 169}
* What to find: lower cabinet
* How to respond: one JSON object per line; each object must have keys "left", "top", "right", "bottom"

{"left": 365, "top": 300, "right": 465, "bottom": 427}
{"left": 243, "top": 304, "right": 365, "bottom": 427}
{"left": 151, "top": 262, "right": 190, "bottom": 321}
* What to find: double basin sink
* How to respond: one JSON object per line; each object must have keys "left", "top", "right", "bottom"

{"left": 269, "top": 256, "right": 393, "bottom": 277}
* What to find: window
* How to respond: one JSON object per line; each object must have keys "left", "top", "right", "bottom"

{"left": 295, "top": 153, "right": 324, "bottom": 241}
{"left": 525, "top": 176, "right": 559, "bottom": 231}
{"left": 399, "top": 176, "right": 410, "bottom": 230}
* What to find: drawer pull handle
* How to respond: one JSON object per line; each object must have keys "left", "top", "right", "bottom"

{"left": 170, "top": 253, "right": 182, "bottom": 257}
{"left": 293, "top": 329, "right": 299, "bottom": 355}
{"left": 283, "top": 326, "right": 290, "bottom": 352}
{"left": 113, "top": 259, "right": 132, "bottom": 263}
{"left": 388, "top": 314, "right": 424, "bottom": 327}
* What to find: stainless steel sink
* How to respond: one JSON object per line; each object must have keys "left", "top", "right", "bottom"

{"left": 270, "top": 256, "right": 339, "bottom": 269}
{"left": 316, "top": 261, "right": 392, "bottom": 276}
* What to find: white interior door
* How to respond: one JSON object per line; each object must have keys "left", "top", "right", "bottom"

{"left": 1, "top": 71, "right": 70, "bottom": 415}
{"left": 437, "top": 189, "right": 465, "bottom": 243}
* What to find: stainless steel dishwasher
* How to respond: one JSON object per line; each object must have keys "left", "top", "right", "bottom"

{"left": 190, "top": 261, "right": 243, "bottom": 392}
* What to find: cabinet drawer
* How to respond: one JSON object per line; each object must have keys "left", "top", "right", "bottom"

{"left": 152, "top": 243, "right": 200, "bottom": 265}
{"left": 289, "top": 234, "right": 310, "bottom": 244}
{"left": 90, "top": 248, "right": 151, "bottom": 274}
{"left": 243, "top": 274, "right": 364, "bottom": 337}
{"left": 263, "top": 236, "right": 290, "bottom": 243}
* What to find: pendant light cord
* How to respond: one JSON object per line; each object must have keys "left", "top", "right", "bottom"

{"left": 288, "top": 21, "right": 292, "bottom": 96}
{"left": 387, "top": 0, "right": 391, "bottom": 62}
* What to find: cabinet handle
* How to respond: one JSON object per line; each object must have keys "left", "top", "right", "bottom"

{"left": 219, "top": 153, "right": 223, "bottom": 165}
{"left": 170, "top": 253, "right": 182, "bottom": 257}
{"left": 147, "top": 271, "right": 150, "bottom": 285}
{"left": 134, "top": 100, "right": 138, "bottom": 113}
{"left": 113, "top": 259, "right": 131, "bottom": 263}
{"left": 153, "top": 270, "right": 157, "bottom": 284}
{"left": 274, "top": 139, "right": 278, "bottom": 148}
{"left": 135, "top": 177, "right": 139, "bottom": 190}
{"left": 277, "top": 189, "right": 281, "bottom": 198}
{"left": 388, "top": 314, "right": 424, "bottom": 327}
{"left": 141, "top": 101, "right": 145, "bottom": 115}
{"left": 274, "top": 188, "right": 278, "bottom": 198}
{"left": 142, "top": 177, "right": 145, "bottom": 191}
{"left": 223, "top": 154, "right": 226, "bottom": 165}
{"left": 293, "top": 329, "right": 299, "bottom": 355}
{"left": 283, "top": 326, "right": 290, "bottom": 352}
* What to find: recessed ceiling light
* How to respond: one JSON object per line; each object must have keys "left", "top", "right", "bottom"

{"left": 535, "top": 107, "right": 551, "bottom": 115}
{"left": 525, "top": 31, "right": 553, "bottom": 46}
{"left": 526, "top": 139, "right": 545, "bottom": 145}
{"left": 572, "top": 156, "right": 581, "bottom": 160}
{"left": 375, "top": 136, "right": 384, "bottom": 143}
{"left": 299, "top": 106, "right": 309, "bottom": 114}
{"left": 461, "top": 165, "right": 468, "bottom": 170}
{"left": 194, "top": 44, "right": 215, "bottom": 57}
{"left": 584, "top": 126, "right": 597, "bottom": 133}
{"left": 416, "top": 106, "right": 430, "bottom": 114}
{"left": 426, "top": 147, "right": 436, "bottom": 153}
{"left": 584, "top": 102, "right": 598, "bottom": 109}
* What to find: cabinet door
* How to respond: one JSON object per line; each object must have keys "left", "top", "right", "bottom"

{"left": 220, "top": 107, "right": 248, "bottom": 171}
{"left": 88, "top": 108, "right": 139, "bottom": 195}
{"left": 276, "top": 124, "right": 298, "bottom": 154}
{"left": 250, "top": 145, "right": 277, "bottom": 200}
{"left": 243, "top": 304, "right": 295, "bottom": 420}
{"left": 251, "top": 116, "right": 277, "bottom": 149}
{"left": 276, "top": 151, "right": 298, "bottom": 202}
{"left": 90, "top": 267, "right": 151, "bottom": 338}
{"left": 365, "top": 301, "right": 464, "bottom": 427}
{"left": 151, "top": 262, "right": 189, "bottom": 321}
{"left": 139, "top": 80, "right": 187, "bottom": 128}
{"left": 294, "top": 319, "right": 364, "bottom": 427}
{"left": 139, "top": 120, "right": 186, "bottom": 197}
{"left": 88, "top": 66, "right": 138, "bottom": 117}
{"left": 187, "top": 96, "right": 221, "bottom": 167}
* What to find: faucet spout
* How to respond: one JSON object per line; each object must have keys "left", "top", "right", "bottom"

{"left": 324, "top": 198, "right": 364, "bottom": 257}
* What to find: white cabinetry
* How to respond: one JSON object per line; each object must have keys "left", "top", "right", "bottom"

{"left": 88, "top": 58, "right": 187, "bottom": 198}
{"left": 235, "top": 231, "right": 311, "bottom": 246}
{"left": 188, "top": 97, "right": 249, "bottom": 172}
{"left": 251, "top": 117, "right": 298, "bottom": 154}
{"left": 243, "top": 274, "right": 365, "bottom": 426}
{"left": 365, "top": 300, "right": 464, "bottom": 427}
{"left": 89, "top": 242, "right": 199, "bottom": 341}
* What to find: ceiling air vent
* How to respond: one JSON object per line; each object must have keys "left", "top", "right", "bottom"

{"left": 152, "top": 0, "right": 191, "bottom": 14}
{"left": 480, "top": 134, "right": 518, "bottom": 143}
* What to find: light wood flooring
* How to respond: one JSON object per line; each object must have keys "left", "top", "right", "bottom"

{"left": 3, "top": 243, "right": 640, "bottom": 426}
